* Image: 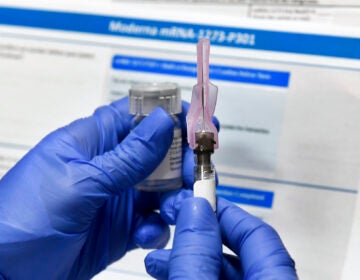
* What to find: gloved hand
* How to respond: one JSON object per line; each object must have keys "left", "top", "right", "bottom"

{"left": 0, "top": 97, "right": 186, "bottom": 279}
{"left": 146, "top": 194, "right": 298, "bottom": 279}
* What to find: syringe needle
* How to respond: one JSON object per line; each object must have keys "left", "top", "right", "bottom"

{"left": 199, "top": 40, "right": 206, "bottom": 132}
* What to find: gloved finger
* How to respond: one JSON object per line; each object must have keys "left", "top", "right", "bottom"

{"left": 145, "top": 249, "right": 171, "bottom": 280}
{"left": 61, "top": 97, "right": 132, "bottom": 159}
{"left": 87, "top": 107, "right": 174, "bottom": 193}
{"left": 221, "top": 253, "right": 243, "bottom": 280}
{"left": 132, "top": 212, "right": 170, "bottom": 250}
{"left": 217, "top": 197, "right": 297, "bottom": 279}
{"left": 159, "top": 189, "right": 193, "bottom": 225}
{"left": 168, "top": 197, "right": 222, "bottom": 279}
{"left": 182, "top": 146, "right": 194, "bottom": 189}
{"left": 133, "top": 191, "right": 160, "bottom": 212}
{"left": 145, "top": 250, "right": 242, "bottom": 280}
{"left": 179, "top": 101, "right": 190, "bottom": 146}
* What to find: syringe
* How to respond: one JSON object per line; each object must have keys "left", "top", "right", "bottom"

{"left": 186, "top": 38, "right": 218, "bottom": 211}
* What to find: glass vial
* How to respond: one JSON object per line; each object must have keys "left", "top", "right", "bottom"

{"left": 129, "top": 82, "right": 182, "bottom": 191}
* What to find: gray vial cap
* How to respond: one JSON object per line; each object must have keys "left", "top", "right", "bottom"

{"left": 129, "top": 82, "right": 181, "bottom": 115}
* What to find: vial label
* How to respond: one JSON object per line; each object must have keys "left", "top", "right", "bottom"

{"left": 147, "top": 128, "right": 182, "bottom": 181}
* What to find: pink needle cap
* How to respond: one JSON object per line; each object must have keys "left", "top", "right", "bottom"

{"left": 186, "top": 38, "right": 219, "bottom": 149}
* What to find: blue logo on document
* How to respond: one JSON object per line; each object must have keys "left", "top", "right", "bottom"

{"left": 216, "top": 185, "right": 274, "bottom": 208}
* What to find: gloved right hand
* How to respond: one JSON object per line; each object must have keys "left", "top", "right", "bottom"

{"left": 145, "top": 194, "right": 298, "bottom": 279}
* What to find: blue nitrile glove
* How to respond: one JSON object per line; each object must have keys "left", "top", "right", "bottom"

{"left": 146, "top": 194, "right": 298, "bottom": 279}
{"left": 147, "top": 197, "right": 222, "bottom": 280}
{"left": 0, "top": 97, "right": 185, "bottom": 280}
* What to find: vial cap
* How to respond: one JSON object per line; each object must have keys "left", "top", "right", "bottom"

{"left": 129, "top": 82, "right": 181, "bottom": 115}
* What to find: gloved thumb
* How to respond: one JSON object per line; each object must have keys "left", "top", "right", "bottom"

{"left": 85, "top": 107, "right": 174, "bottom": 194}
{"left": 145, "top": 197, "right": 222, "bottom": 279}
{"left": 41, "top": 107, "right": 175, "bottom": 234}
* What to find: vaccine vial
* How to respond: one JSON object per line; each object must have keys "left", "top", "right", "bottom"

{"left": 129, "top": 82, "right": 182, "bottom": 191}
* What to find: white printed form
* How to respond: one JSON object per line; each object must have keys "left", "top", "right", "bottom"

{"left": 0, "top": 1, "right": 359, "bottom": 279}
{"left": 0, "top": 37, "right": 109, "bottom": 176}
{"left": 113, "top": 0, "right": 360, "bottom": 26}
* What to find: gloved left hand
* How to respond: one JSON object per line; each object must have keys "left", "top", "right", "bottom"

{"left": 0, "top": 98, "right": 179, "bottom": 279}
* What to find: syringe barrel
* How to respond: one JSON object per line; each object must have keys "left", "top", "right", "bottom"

{"left": 193, "top": 164, "right": 216, "bottom": 211}
{"left": 193, "top": 130, "right": 216, "bottom": 180}
{"left": 194, "top": 162, "right": 214, "bottom": 181}
{"left": 193, "top": 131, "right": 217, "bottom": 211}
